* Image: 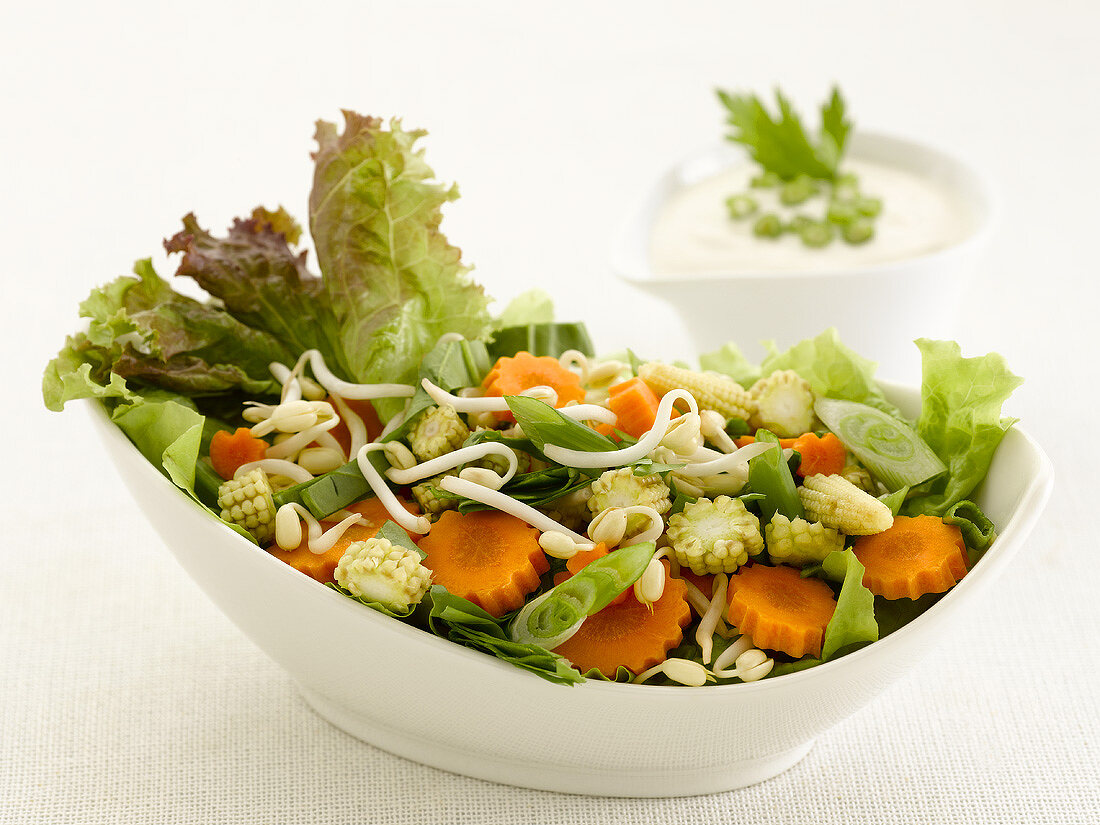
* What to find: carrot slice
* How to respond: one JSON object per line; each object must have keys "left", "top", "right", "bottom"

{"left": 852, "top": 515, "right": 968, "bottom": 600}
{"left": 735, "top": 434, "right": 798, "bottom": 449}
{"left": 789, "top": 432, "right": 846, "bottom": 477}
{"left": 267, "top": 497, "right": 420, "bottom": 583}
{"left": 726, "top": 564, "right": 837, "bottom": 658}
{"left": 553, "top": 562, "right": 691, "bottom": 676}
{"left": 482, "top": 351, "right": 585, "bottom": 423}
{"left": 606, "top": 378, "right": 662, "bottom": 438}
{"left": 209, "top": 427, "right": 269, "bottom": 480}
{"left": 327, "top": 397, "right": 383, "bottom": 454}
{"left": 417, "top": 510, "right": 548, "bottom": 617}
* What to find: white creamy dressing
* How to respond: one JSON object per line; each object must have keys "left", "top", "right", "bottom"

{"left": 649, "top": 159, "right": 976, "bottom": 276}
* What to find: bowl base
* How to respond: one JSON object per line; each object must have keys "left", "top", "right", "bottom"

{"left": 297, "top": 684, "right": 814, "bottom": 797}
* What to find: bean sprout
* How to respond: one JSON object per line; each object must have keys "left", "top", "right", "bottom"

{"left": 274, "top": 502, "right": 366, "bottom": 554}
{"left": 633, "top": 658, "right": 710, "bottom": 687}
{"left": 712, "top": 634, "right": 755, "bottom": 672}
{"left": 676, "top": 441, "right": 775, "bottom": 476}
{"left": 437, "top": 476, "right": 589, "bottom": 543}
{"left": 235, "top": 459, "right": 314, "bottom": 484}
{"left": 385, "top": 443, "right": 519, "bottom": 486}
{"left": 292, "top": 349, "right": 416, "bottom": 400}
{"left": 355, "top": 445, "right": 432, "bottom": 535}
{"left": 681, "top": 579, "right": 712, "bottom": 616}
{"left": 699, "top": 410, "right": 739, "bottom": 454}
{"left": 538, "top": 531, "right": 594, "bottom": 559}
{"left": 265, "top": 416, "right": 340, "bottom": 460}
{"left": 695, "top": 573, "right": 729, "bottom": 665}
{"left": 543, "top": 389, "right": 698, "bottom": 468}
{"left": 421, "top": 378, "right": 557, "bottom": 412}
{"left": 330, "top": 394, "right": 367, "bottom": 458}
{"left": 620, "top": 506, "right": 665, "bottom": 546}
{"left": 557, "top": 404, "right": 618, "bottom": 425}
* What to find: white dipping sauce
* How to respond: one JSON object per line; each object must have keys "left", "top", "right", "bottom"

{"left": 649, "top": 159, "right": 976, "bottom": 276}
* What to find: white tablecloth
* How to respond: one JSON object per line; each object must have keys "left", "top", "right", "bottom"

{"left": 5, "top": 1, "right": 1098, "bottom": 822}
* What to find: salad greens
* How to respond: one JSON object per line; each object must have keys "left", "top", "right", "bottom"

{"left": 44, "top": 109, "right": 1023, "bottom": 689}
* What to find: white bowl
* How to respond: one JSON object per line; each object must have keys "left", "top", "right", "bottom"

{"left": 611, "top": 133, "right": 995, "bottom": 380}
{"left": 86, "top": 381, "right": 1050, "bottom": 797}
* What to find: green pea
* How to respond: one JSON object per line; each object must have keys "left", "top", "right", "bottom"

{"left": 725, "top": 193, "right": 759, "bottom": 220}
{"left": 750, "top": 171, "right": 781, "bottom": 188}
{"left": 799, "top": 221, "right": 835, "bottom": 248}
{"left": 856, "top": 196, "right": 883, "bottom": 217}
{"left": 753, "top": 213, "right": 784, "bottom": 238}
{"left": 826, "top": 200, "right": 858, "bottom": 226}
{"left": 843, "top": 219, "right": 875, "bottom": 244}
{"left": 779, "top": 174, "right": 818, "bottom": 206}
{"left": 787, "top": 214, "right": 816, "bottom": 233}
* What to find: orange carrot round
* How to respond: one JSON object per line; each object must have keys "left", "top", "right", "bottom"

{"left": 268, "top": 496, "right": 420, "bottom": 583}
{"left": 210, "top": 427, "right": 269, "bottom": 480}
{"left": 735, "top": 434, "right": 798, "bottom": 449}
{"left": 789, "top": 432, "right": 846, "bottom": 477}
{"left": 852, "top": 515, "right": 968, "bottom": 600}
{"left": 417, "top": 509, "right": 548, "bottom": 617}
{"left": 552, "top": 562, "right": 691, "bottom": 676}
{"left": 482, "top": 351, "right": 585, "bottom": 423}
{"left": 606, "top": 378, "right": 663, "bottom": 439}
{"left": 726, "top": 564, "right": 837, "bottom": 659}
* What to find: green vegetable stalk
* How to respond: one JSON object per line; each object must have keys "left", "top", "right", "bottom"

{"left": 509, "top": 542, "right": 656, "bottom": 649}
{"left": 747, "top": 429, "right": 804, "bottom": 523}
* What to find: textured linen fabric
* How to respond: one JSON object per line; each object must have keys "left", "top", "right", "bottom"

{"left": 3, "top": 430, "right": 1097, "bottom": 824}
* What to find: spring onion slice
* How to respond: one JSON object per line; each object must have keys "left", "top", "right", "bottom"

{"left": 509, "top": 542, "right": 656, "bottom": 649}
{"left": 814, "top": 397, "right": 946, "bottom": 492}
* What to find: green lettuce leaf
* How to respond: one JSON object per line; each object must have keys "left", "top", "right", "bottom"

{"left": 901, "top": 340, "right": 1023, "bottom": 516}
{"left": 819, "top": 549, "right": 878, "bottom": 659}
{"left": 761, "top": 328, "right": 901, "bottom": 417}
{"left": 495, "top": 289, "right": 554, "bottom": 328}
{"left": 698, "top": 341, "right": 761, "bottom": 387}
{"left": 309, "top": 112, "right": 491, "bottom": 393}
{"left": 425, "top": 587, "right": 582, "bottom": 685}
{"left": 43, "top": 260, "right": 288, "bottom": 410}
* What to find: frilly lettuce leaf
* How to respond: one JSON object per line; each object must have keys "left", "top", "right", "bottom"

{"left": 760, "top": 328, "right": 901, "bottom": 417}
{"left": 309, "top": 112, "right": 491, "bottom": 392}
{"left": 423, "top": 587, "right": 582, "bottom": 685}
{"left": 901, "top": 340, "right": 1023, "bottom": 516}
{"left": 43, "top": 259, "right": 288, "bottom": 410}
{"left": 165, "top": 210, "right": 346, "bottom": 377}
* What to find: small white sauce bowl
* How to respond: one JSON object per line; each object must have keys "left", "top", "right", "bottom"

{"left": 86, "top": 382, "right": 1049, "bottom": 797}
{"left": 611, "top": 133, "right": 995, "bottom": 380}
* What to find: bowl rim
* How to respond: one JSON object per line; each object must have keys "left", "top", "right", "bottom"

{"left": 612, "top": 129, "right": 999, "bottom": 285}
{"left": 88, "top": 378, "right": 1052, "bottom": 696}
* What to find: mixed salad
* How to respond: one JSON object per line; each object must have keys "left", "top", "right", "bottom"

{"left": 43, "top": 112, "right": 1022, "bottom": 686}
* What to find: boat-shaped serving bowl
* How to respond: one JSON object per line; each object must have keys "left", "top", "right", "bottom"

{"left": 87, "top": 380, "right": 1051, "bottom": 797}
{"left": 611, "top": 133, "right": 995, "bottom": 380}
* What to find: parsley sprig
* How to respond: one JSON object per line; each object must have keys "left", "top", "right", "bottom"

{"left": 717, "top": 86, "right": 851, "bottom": 182}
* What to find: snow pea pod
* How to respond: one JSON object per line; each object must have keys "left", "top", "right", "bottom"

{"left": 747, "top": 428, "right": 805, "bottom": 523}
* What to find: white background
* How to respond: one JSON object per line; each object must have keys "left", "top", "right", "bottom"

{"left": 3, "top": 1, "right": 1098, "bottom": 822}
